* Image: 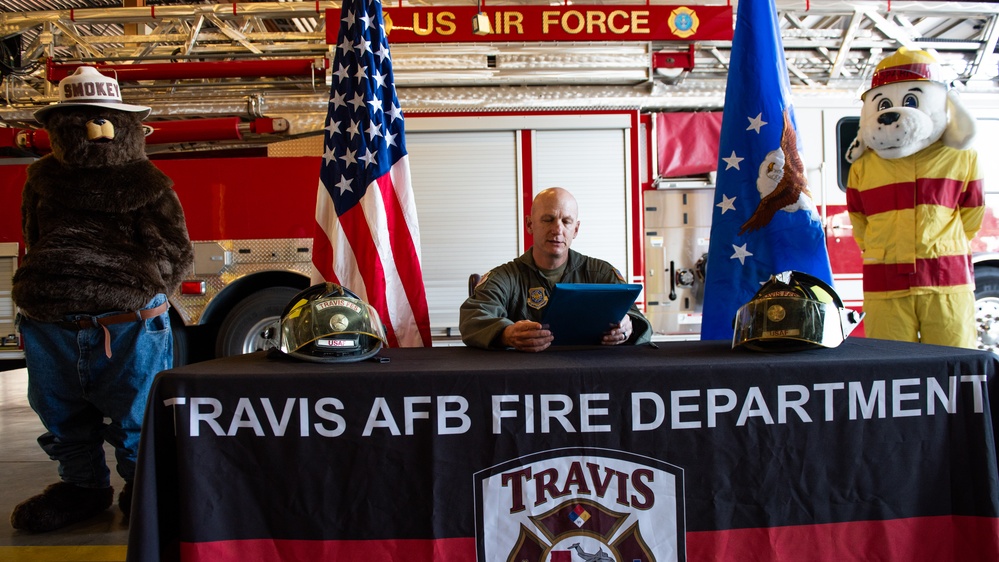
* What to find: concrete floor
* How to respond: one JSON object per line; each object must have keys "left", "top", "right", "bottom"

{"left": 0, "top": 366, "right": 129, "bottom": 562}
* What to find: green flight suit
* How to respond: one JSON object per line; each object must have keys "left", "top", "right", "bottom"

{"left": 459, "top": 248, "right": 652, "bottom": 349}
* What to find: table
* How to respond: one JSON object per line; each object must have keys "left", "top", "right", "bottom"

{"left": 127, "top": 339, "right": 999, "bottom": 562}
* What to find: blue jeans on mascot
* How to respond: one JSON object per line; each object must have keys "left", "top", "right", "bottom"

{"left": 19, "top": 293, "right": 172, "bottom": 490}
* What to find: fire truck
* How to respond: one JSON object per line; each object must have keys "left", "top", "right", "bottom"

{"left": 1, "top": 1, "right": 998, "bottom": 364}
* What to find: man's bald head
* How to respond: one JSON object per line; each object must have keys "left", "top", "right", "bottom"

{"left": 528, "top": 187, "right": 581, "bottom": 269}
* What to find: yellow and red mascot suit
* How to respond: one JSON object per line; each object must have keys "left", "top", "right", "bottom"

{"left": 846, "top": 48, "right": 983, "bottom": 348}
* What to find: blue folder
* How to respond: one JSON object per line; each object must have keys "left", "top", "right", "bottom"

{"left": 541, "top": 283, "right": 642, "bottom": 345}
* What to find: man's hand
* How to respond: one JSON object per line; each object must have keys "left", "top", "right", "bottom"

{"left": 501, "top": 320, "right": 553, "bottom": 352}
{"left": 601, "top": 314, "right": 633, "bottom": 346}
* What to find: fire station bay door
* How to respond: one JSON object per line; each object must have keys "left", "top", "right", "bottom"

{"left": 405, "top": 114, "right": 633, "bottom": 339}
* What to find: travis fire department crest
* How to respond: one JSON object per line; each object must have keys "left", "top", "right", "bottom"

{"left": 474, "top": 448, "right": 685, "bottom": 562}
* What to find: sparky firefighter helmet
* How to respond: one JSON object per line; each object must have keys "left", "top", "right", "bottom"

{"left": 732, "top": 271, "right": 863, "bottom": 351}
{"left": 278, "top": 282, "right": 387, "bottom": 363}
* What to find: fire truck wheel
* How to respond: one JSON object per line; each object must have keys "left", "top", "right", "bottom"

{"left": 171, "top": 318, "right": 188, "bottom": 367}
{"left": 974, "top": 266, "right": 999, "bottom": 355}
{"left": 215, "top": 286, "right": 302, "bottom": 357}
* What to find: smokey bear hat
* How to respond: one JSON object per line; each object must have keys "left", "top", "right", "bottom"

{"left": 33, "top": 66, "right": 151, "bottom": 123}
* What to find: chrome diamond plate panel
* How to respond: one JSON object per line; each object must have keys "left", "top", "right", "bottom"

{"left": 170, "top": 238, "right": 314, "bottom": 325}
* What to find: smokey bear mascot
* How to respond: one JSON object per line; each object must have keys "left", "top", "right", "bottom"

{"left": 10, "top": 66, "right": 193, "bottom": 532}
{"left": 845, "top": 47, "right": 983, "bottom": 349}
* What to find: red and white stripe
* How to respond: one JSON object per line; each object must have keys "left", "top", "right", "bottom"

{"left": 311, "top": 154, "right": 431, "bottom": 348}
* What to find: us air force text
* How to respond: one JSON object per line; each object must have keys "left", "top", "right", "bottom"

{"left": 161, "top": 375, "right": 987, "bottom": 437}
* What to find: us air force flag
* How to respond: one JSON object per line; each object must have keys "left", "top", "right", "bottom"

{"left": 700, "top": 0, "right": 833, "bottom": 341}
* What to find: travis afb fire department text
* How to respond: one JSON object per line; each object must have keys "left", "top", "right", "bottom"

{"left": 161, "top": 374, "right": 987, "bottom": 438}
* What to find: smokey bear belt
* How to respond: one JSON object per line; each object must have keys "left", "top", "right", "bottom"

{"left": 57, "top": 301, "right": 170, "bottom": 358}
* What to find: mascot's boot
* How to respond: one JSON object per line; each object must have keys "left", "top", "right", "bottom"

{"left": 10, "top": 482, "right": 113, "bottom": 533}
{"left": 118, "top": 480, "right": 133, "bottom": 524}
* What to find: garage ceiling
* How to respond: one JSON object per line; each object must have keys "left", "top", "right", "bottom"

{"left": 1, "top": 1, "right": 997, "bottom": 145}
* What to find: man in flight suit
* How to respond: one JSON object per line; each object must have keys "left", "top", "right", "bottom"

{"left": 460, "top": 187, "right": 651, "bottom": 352}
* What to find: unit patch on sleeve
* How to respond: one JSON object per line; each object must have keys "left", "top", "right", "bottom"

{"left": 528, "top": 287, "right": 549, "bottom": 310}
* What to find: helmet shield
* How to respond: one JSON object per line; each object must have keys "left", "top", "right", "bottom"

{"left": 279, "top": 283, "right": 387, "bottom": 363}
{"left": 732, "top": 271, "right": 863, "bottom": 351}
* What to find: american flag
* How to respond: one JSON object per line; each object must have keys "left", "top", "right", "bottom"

{"left": 311, "top": 0, "right": 431, "bottom": 347}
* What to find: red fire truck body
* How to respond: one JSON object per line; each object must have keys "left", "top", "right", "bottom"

{"left": 2, "top": 99, "right": 998, "bottom": 364}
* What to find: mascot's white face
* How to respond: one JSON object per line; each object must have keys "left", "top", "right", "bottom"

{"left": 860, "top": 80, "right": 948, "bottom": 159}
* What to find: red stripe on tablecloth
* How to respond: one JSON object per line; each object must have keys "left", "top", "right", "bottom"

{"left": 180, "top": 516, "right": 999, "bottom": 561}
{"left": 687, "top": 515, "right": 999, "bottom": 561}
{"left": 182, "top": 537, "right": 476, "bottom": 562}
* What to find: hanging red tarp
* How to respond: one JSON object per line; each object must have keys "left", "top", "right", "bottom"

{"left": 656, "top": 111, "right": 723, "bottom": 178}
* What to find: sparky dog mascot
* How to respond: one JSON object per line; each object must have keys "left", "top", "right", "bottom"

{"left": 10, "top": 67, "right": 193, "bottom": 532}
{"left": 846, "top": 48, "right": 982, "bottom": 348}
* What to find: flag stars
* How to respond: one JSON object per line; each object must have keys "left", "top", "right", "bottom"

{"left": 323, "top": 4, "right": 407, "bottom": 198}
{"left": 342, "top": 9, "right": 356, "bottom": 30}
{"left": 366, "top": 120, "right": 383, "bottom": 141}
{"left": 717, "top": 194, "right": 737, "bottom": 214}
{"left": 747, "top": 113, "right": 767, "bottom": 133}
{"left": 335, "top": 176, "right": 353, "bottom": 195}
{"left": 325, "top": 117, "right": 340, "bottom": 137}
{"left": 722, "top": 151, "right": 744, "bottom": 170}
{"left": 346, "top": 120, "right": 361, "bottom": 139}
{"left": 731, "top": 243, "right": 753, "bottom": 265}
{"left": 353, "top": 64, "right": 369, "bottom": 83}
{"left": 349, "top": 92, "right": 366, "bottom": 111}
{"left": 356, "top": 36, "right": 372, "bottom": 57}
{"left": 329, "top": 90, "right": 347, "bottom": 109}
{"left": 359, "top": 148, "right": 377, "bottom": 168}
{"left": 338, "top": 37, "right": 354, "bottom": 56}
{"left": 333, "top": 63, "right": 350, "bottom": 83}
{"left": 340, "top": 147, "right": 357, "bottom": 168}
{"left": 387, "top": 102, "right": 403, "bottom": 122}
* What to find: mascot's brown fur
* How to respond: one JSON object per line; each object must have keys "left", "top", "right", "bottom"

{"left": 13, "top": 107, "right": 192, "bottom": 320}
{"left": 10, "top": 70, "right": 193, "bottom": 533}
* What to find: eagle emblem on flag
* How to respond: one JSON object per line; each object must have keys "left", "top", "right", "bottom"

{"left": 739, "top": 109, "right": 813, "bottom": 235}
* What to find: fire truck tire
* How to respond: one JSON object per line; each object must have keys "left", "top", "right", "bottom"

{"left": 171, "top": 320, "right": 188, "bottom": 367}
{"left": 974, "top": 266, "right": 999, "bottom": 354}
{"left": 215, "top": 286, "right": 301, "bottom": 357}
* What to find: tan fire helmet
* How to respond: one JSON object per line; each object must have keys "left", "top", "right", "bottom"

{"left": 732, "top": 271, "right": 864, "bottom": 351}
{"left": 278, "top": 282, "right": 387, "bottom": 363}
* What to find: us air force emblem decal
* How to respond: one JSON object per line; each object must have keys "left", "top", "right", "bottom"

{"left": 528, "top": 287, "right": 549, "bottom": 310}
{"left": 474, "top": 448, "right": 686, "bottom": 562}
